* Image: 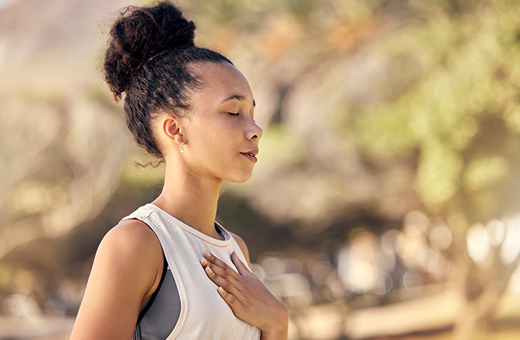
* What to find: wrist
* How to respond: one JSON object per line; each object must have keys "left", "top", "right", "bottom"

{"left": 260, "top": 304, "right": 288, "bottom": 340}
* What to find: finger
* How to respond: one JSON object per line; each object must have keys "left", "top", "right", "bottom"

{"left": 200, "top": 255, "right": 240, "bottom": 288}
{"left": 217, "top": 286, "right": 242, "bottom": 311}
{"left": 203, "top": 262, "right": 236, "bottom": 285}
{"left": 203, "top": 265, "right": 242, "bottom": 298}
{"left": 230, "top": 251, "right": 251, "bottom": 276}
{"left": 202, "top": 252, "right": 241, "bottom": 280}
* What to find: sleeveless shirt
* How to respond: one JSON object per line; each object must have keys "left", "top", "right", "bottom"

{"left": 121, "top": 203, "right": 261, "bottom": 340}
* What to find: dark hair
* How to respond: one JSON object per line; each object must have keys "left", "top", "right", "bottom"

{"left": 103, "top": 1, "right": 232, "bottom": 157}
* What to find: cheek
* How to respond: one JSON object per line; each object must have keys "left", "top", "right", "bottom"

{"left": 190, "top": 118, "right": 236, "bottom": 157}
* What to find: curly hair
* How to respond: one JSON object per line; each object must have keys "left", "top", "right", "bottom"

{"left": 103, "top": 1, "right": 232, "bottom": 157}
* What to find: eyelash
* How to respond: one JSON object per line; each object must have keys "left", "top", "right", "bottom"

{"left": 228, "top": 112, "right": 255, "bottom": 122}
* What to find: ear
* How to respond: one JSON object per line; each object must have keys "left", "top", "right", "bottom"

{"left": 161, "top": 116, "right": 184, "bottom": 146}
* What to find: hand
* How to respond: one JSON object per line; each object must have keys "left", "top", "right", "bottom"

{"left": 200, "top": 251, "right": 288, "bottom": 339}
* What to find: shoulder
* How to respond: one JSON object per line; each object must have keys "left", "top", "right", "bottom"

{"left": 96, "top": 219, "right": 164, "bottom": 287}
{"left": 229, "top": 232, "right": 251, "bottom": 266}
{"left": 102, "top": 219, "right": 162, "bottom": 259}
{"left": 70, "top": 219, "right": 164, "bottom": 338}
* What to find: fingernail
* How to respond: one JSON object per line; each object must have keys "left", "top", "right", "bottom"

{"left": 206, "top": 266, "right": 212, "bottom": 274}
{"left": 200, "top": 258, "right": 207, "bottom": 266}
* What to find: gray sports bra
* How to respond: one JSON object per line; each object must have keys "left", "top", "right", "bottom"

{"left": 132, "top": 260, "right": 181, "bottom": 340}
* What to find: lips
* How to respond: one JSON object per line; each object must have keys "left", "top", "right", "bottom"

{"left": 240, "top": 149, "right": 259, "bottom": 162}
{"left": 241, "top": 149, "right": 258, "bottom": 156}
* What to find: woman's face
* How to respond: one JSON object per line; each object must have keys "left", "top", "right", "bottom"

{"left": 180, "top": 61, "right": 263, "bottom": 183}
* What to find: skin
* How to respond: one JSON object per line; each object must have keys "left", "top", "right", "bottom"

{"left": 70, "top": 61, "right": 288, "bottom": 340}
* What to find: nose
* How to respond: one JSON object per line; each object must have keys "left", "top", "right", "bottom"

{"left": 247, "top": 119, "right": 263, "bottom": 140}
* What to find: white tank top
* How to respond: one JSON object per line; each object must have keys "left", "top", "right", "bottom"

{"left": 122, "top": 203, "right": 261, "bottom": 340}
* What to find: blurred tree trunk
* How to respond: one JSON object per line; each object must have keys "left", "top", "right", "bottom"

{"left": 451, "top": 239, "right": 518, "bottom": 340}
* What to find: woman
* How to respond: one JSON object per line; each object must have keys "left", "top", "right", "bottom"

{"left": 69, "top": 2, "right": 288, "bottom": 339}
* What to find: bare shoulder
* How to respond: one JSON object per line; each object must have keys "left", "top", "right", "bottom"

{"left": 230, "top": 231, "right": 251, "bottom": 265}
{"left": 70, "top": 219, "right": 163, "bottom": 339}
{"left": 102, "top": 219, "right": 162, "bottom": 256}
{"left": 108, "top": 218, "right": 161, "bottom": 250}
{"left": 96, "top": 218, "right": 164, "bottom": 287}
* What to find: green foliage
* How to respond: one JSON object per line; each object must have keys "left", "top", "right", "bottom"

{"left": 464, "top": 156, "right": 509, "bottom": 192}
{"left": 351, "top": 0, "right": 520, "bottom": 223}
{"left": 257, "top": 124, "right": 306, "bottom": 167}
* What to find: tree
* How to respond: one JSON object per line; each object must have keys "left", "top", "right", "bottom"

{"left": 348, "top": 1, "right": 520, "bottom": 337}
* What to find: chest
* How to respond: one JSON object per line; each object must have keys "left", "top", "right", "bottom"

{"left": 163, "top": 237, "right": 258, "bottom": 339}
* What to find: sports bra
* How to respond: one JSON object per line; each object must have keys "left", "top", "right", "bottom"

{"left": 132, "top": 255, "right": 180, "bottom": 340}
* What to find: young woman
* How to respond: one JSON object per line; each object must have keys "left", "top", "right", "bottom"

{"left": 69, "top": 2, "right": 288, "bottom": 339}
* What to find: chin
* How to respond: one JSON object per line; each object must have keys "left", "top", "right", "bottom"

{"left": 225, "top": 172, "right": 253, "bottom": 184}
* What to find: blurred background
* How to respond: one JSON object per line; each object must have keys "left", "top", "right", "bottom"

{"left": 2, "top": 0, "right": 520, "bottom": 339}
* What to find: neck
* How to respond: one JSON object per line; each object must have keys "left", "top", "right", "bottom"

{"left": 153, "top": 162, "right": 223, "bottom": 239}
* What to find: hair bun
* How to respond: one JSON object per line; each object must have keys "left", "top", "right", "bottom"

{"left": 104, "top": 1, "right": 196, "bottom": 100}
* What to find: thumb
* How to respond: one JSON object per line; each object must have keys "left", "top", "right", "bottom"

{"left": 231, "top": 251, "right": 250, "bottom": 276}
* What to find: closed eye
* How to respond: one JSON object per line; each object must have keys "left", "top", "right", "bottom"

{"left": 228, "top": 112, "right": 239, "bottom": 116}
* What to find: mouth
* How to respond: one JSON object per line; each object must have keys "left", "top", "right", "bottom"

{"left": 240, "top": 150, "right": 259, "bottom": 163}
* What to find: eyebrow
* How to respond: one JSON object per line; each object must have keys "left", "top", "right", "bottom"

{"left": 222, "top": 95, "right": 256, "bottom": 107}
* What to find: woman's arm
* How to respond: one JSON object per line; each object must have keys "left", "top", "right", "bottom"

{"left": 70, "top": 220, "right": 164, "bottom": 340}
{"left": 200, "top": 234, "right": 289, "bottom": 340}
